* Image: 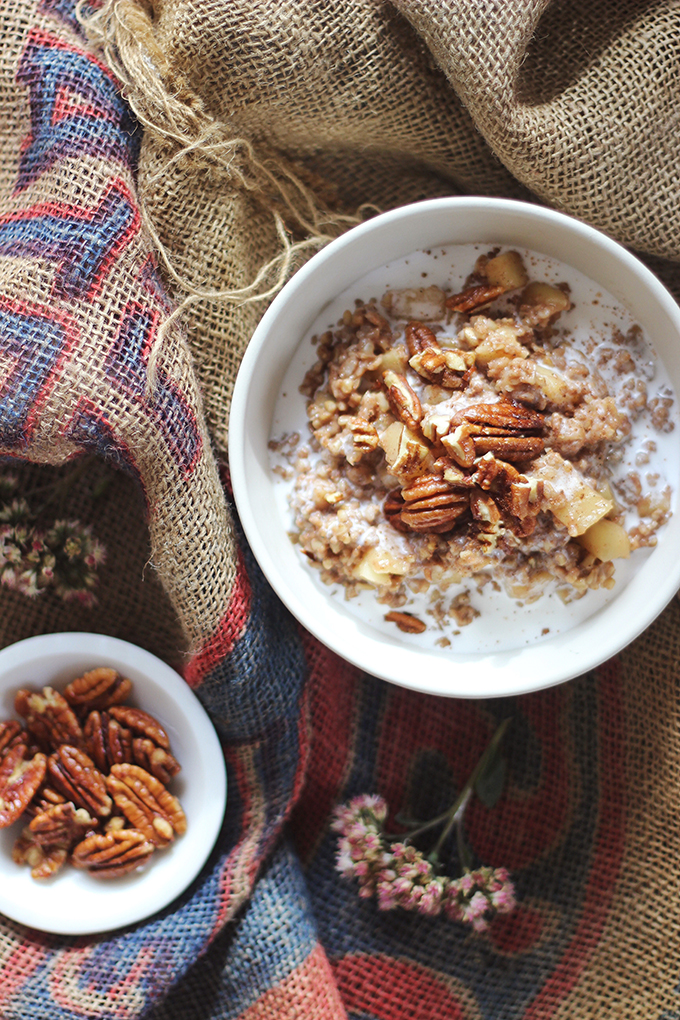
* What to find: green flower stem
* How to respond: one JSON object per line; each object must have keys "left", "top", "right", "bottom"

{"left": 456, "top": 810, "right": 472, "bottom": 872}
{"left": 384, "top": 718, "right": 511, "bottom": 853}
{"left": 430, "top": 786, "right": 471, "bottom": 865}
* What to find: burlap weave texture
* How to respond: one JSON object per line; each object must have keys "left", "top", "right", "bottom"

{"left": 1, "top": 1, "right": 680, "bottom": 1018}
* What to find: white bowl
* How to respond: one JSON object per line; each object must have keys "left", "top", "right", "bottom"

{"left": 0, "top": 632, "right": 226, "bottom": 934}
{"left": 229, "top": 197, "right": 680, "bottom": 698}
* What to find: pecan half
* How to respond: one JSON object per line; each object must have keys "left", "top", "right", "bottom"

{"left": 384, "top": 611, "right": 427, "bottom": 634}
{"left": 446, "top": 282, "right": 505, "bottom": 313}
{"left": 0, "top": 744, "right": 47, "bottom": 827}
{"left": 28, "top": 800, "right": 93, "bottom": 848}
{"left": 382, "top": 370, "right": 422, "bottom": 431}
{"left": 13, "top": 831, "right": 69, "bottom": 879}
{"left": 107, "top": 707, "right": 171, "bottom": 751}
{"left": 400, "top": 473, "right": 469, "bottom": 502}
{"left": 452, "top": 401, "right": 545, "bottom": 433}
{"left": 83, "top": 711, "right": 133, "bottom": 773}
{"left": 450, "top": 402, "right": 545, "bottom": 463}
{"left": 71, "top": 829, "right": 155, "bottom": 879}
{"left": 18, "top": 801, "right": 94, "bottom": 875}
{"left": 405, "top": 321, "right": 440, "bottom": 356}
{"left": 25, "top": 783, "right": 66, "bottom": 817}
{"left": 399, "top": 476, "right": 470, "bottom": 533}
{"left": 47, "top": 745, "right": 112, "bottom": 818}
{"left": 383, "top": 490, "right": 409, "bottom": 532}
{"left": 0, "top": 720, "right": 26, "bottom": 759}
{"left": 63, "top": 668, "right": 133, "bottom": 714}
{"left": 131, "top": 738, "right": 181, "bottom": 785}
{"left": 107, "top": 764, "right": 186, "bottom": 847}
{"left": 15, "top": 687, "right": 83, "bottom": 752}
{"left": 474, "top": 434, "right": 545, "bottom": 461}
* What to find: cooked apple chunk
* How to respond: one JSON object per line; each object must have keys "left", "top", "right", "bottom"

{"left": 485, "top": 250, "right": 529, "bottom": 292}
{"left": 529, "top": 452, "right": 614, "bottom": 536}
{"left": 577, "top": 519, "right": 631, "bottom": 561}
{"left": 353, "top": 547, "right": 408, "bottom": 586}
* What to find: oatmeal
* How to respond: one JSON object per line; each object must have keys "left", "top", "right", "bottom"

{"left": 270, "top": 245, "right": 677, "bottom": 650}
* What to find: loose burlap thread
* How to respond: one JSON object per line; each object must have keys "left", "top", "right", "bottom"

{"left": 2, "top": 1, "right": 680, "bottom": 1018}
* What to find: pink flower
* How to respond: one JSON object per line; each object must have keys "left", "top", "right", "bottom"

{"left": 331, "top": 794, "right": 388, "bottom": 833}
{"left": 373, "top": 841, "right": 446, "bottom": 916}
{"left": 333, "top": 794, "right": 390, "bottom": 898}
{"left": 332, "top": 794, "right": 517, "bottom": 929}
{"left": 444, "top": 866, "right": 517, "bottom": 929}
{"left": 490, "top": 883, "right": 517, "bottom": 913}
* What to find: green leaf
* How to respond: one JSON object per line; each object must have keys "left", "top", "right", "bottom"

{"left": 474, "top": 749, "right": 507, "bottom": 808}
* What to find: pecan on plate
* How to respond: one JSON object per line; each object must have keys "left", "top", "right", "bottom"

{"left": 14, "top": 801, "right": 94, "bottom": 879}
{"left": 47, "top": 745, "right": 112, "bottom": 818}
{"left": 0, "top": 744, "right": 47, "bottom": 827}
{"left": 71, "top": 829, "right": 155, "bottom": 879}
{"left": 107, "top": 707, "right": 171, "bottom": 751}
{"left": 83, "top": 710, "right": 133, "bottom": 773}
{"left": 15, "top": 686, "right": 83, "bottom": 752}
{"left": 28, "top": 800, "right": 93, "bottom": 847}
{"left": 105, "top": 707, "right": 182, "bottom": 781}
{"left": 107, "top": 764, "right": 186, "bottom": 847}
{"left": 13, "top": 831, "right": 68, "bottom": 879}
{"left": 0, "top": 720, "right": 26, "bottom": 759}
{"left": 131, "top": 738, "right": 181, "bottom": 785}
{"left": 397, "top": 474, "right": 470, "bottom": 533}
{"left": 449, "top": 402, "right": 545, "bottom": 463}
{"left": 25, "top": 782, "right": 66, "bottom": 817}
{"left": 63, "top": 668, "right": 133, "bottom": 715}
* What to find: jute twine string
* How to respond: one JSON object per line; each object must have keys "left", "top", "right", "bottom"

{"left": 75, "top": 0, "right": 364, "bottom": 392}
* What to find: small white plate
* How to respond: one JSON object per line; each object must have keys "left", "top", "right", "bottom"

{"left": 0, "top": 632, "right": 226, "bottom": 935}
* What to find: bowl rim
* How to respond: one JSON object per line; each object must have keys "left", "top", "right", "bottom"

{"left": 229, "top": 196, "right": 680, "bottom": 697}
{"left": 0, "top": 631, "right": 226, "bottom": 934}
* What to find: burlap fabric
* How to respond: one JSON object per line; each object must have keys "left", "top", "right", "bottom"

{"left": 1, "top": 1, "right": 680, "bottom": 1017}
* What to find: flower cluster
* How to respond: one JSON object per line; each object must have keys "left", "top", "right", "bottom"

{"left": 333, "top": 794, "right": 389, "bottom": 898}
{"left": 0, "top": 475, "right": 106, "bottom": 607}
{"left": 332, "top": 793, "right": 516, "bottom": 931}
{"left": 42, "top": 520, "right": 107, "bottom": 608}
{"left": 444, "top": 866, "right": 516, "bottom": 931}
{"left": 0, "top": 518, "right": 53, "bottom": 598}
